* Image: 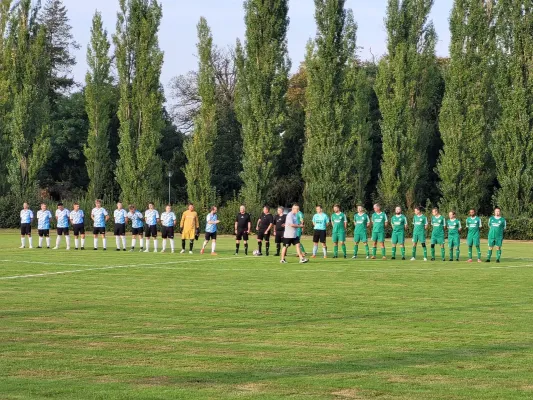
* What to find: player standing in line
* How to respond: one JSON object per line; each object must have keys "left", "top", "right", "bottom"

{"left": 70, "top": 203, "right": 86, "bottom": 250}
{"left": 466, "top": 209, "right": 482, "bottom": 263}
{"left": 201, "top": 206, "right": 219, "bottom": 255}
{"left": 37, "top": 203, "right": 52, "bottom": 249}
{"left": 256, "top": 206, "right": 274, "bottom": 256}
{"left": 161, "top": 205, "right": 177, "bottom": 253}
{"left": 390, "top": 206, "right": 408, "bottom": 260}
{"left": 113, "top": 202, "right": 128, "bottom": 251}
{"left": 54, "top": 203, "right": 71, "bottom": 250}
{"left": 273, "top": 206, "right": 286, "bottom": 256}
{"left": 127, "top": 205, "right": 144, "bottom": 252}
{"left": 280, "top": 204, "right": 309, "bottom": 264}
{"left": 446, "top": 211, "right": 462, "bottom": 261}
{"left": 353, "top": 205, "right": 370, "bottom": 259}
{"left": 91, "top": 199, "right": 109, "bottom": 250}
{"left": 331, "top": 204, "right": 347, "bottom": 259}
{"left": 180, "top": 203, "right": 199, "bottom": 254}
{"left": 312, "top": 205, "right": 329, "bottom": 258}
{"left": 144, "top": 202, "right": 160, "bottom": 253}
{"left": 430, "top": 207, "right": 446, "bottom": 261}
{"left": 235, "top": 205, "right": 252, "bottom": 255}
{"left": 19, "top": 202, "right": 34, "bottom": 249}
{"left": 371, "top": 204, "right": 388, "bottom": 260}
{"left": 411, "top": 206, "right": 428, "bottom": 261}
{"left": 295, "top": 206, "right": 307, "bottom": 256}
{"left": 486, "top": 207, "right": 506, "bottom": 263}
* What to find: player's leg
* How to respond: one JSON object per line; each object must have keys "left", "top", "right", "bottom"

{"left": 243, "top": 232, "right": 248, "bottom": 255}
{"left": 341, "top": 239, "right": 346, "bottom": 258}
{"left": 235, "top": 232, "right": 241, "bottom": 254}
{"left": 456, "top": 238, "right": 460, "bottom": 261}
{"left": 38, "top": 230, "right": 43, "bottom": 248}
{"left": 65, "top": 230, "right": 70, "bottom": 250}
{"left": 496, "top": 238, "right": 503, "bottom": 262}
{"left": 486, "top": 237, "right": 495, "bottom": 262}
{"left": 449, "top": 239, "right": 454, "bottom": 261}
{"left": 144, "top": 228, "right": 150, "bottom": 252}
{"left": 54, "top": 229, "right": 62, "bottom": 249}
{"left": 400, "top": 235, "right": 405, "bottom": 259}
{"left": 380, "top": 233, "right": 386, "bottom": 259}
{"left": 312, "top": 231, "right": 319, "bottom": 258}
{"left": 299, "top": 238, "right": 306, "bottom": 255}
{"left": 20, "top": 225, "right": 25, "bottom": 248}
{"left": 275, "top": 234, "right": 281, "bottom": 256}
{"left": 467, "top": 236, "right": 473, "bottom": 261}
{"left": 189, "top": 238, "right": 194, "bottom": 253}
{"left": 371, "top": 231, "right": 378, "bottom": 258}
{"left": 265, "top": 234, "right": 270, "bottom": 256}
{"left": 27, "top": 227, "right": 33, "bottom": 249}
{"left": 257, "top": 231, "right": 263, "bottom": 254}
{"left": 211, "top": 233, "right": 217, "bottom": 255}
{"left": 161, "top": 229, "right": 167, "bottom": 252}
{"left": 332, "top": 232, "right": 338, "bottom": 258}
{"left": 280, "top": 241, "right": 289, "bottom": 262}
{"left": 153, "top": 227, "right": 158, "bottom": 252}
{"left": 475, "top": 237, "right": 481, "bottom": 262}
{"left": 353, "top": 234, "right": 359, "bottom": 258}
{"left": 440, "top": 242, "right": 445, "bottom": 261}
{"left": 115, "top": 227, "right": 121, "bottom": 250}
{"left": 430, "top": 238, "right": 436, "bottom": 260}
{"left": 411, "top": 238, "right": 418, "bottom": 260}
{"left": 391, "top": 233, "right": 397, "bottom": 259}
{"left": 321, "top": 232, "right": 327, "bottom": 258}
{"left": 101, "top": 232, "right": 107, "bottom": 250}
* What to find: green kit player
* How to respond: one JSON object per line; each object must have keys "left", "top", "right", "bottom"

{"left": 446, "top": 211, "right": 461, "bottom": 261}
{"left": 371, "top": 204, "right": 388, "bottom": 260}
{"left": 430, "top": 207, "right": 446, "bottom": 261}
{"left": 411, "top": 206, "right": 428, "bottom": 261}
{"left": 331, "top": 204, "right": 347, "bottom": 259}
{"left": 466, "top": 209, "right": 482, "bottom": 263}
{"left": 486, "top": 207, "right": 506, "bottom": 263}
{"left": 353, "top": 205, "right": 370, "bottom": 259}
{"left": 390, "top": 206, "right": 408, "bottom": 260}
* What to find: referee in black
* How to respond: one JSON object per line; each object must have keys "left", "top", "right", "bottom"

{"left": 256, "top": 205, "right": 274, "bottom": 256}
{"left": 235, "top": 205, "right": 252, "bottom": 255}
{"left": 274, "top": 206, "right": 286, "bottom": 256}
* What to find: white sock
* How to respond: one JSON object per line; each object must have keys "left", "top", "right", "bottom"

{"left": 21, "top": 237, "right": 25, "bottom": 247}
{"left": 145, "top": 240, "right": 150, "bottom": 251}
{"left": 140, "top": 238, "right": 144, "bottom": 248}
{"left": 323, "top": 247, "right": 327, "bottom": 256}
{"left": 313, "top": 244, "right": 318, "bottom": 256}
{"left": 170, "top": 239, "right": 175, "bottom": 251}
{"left": 154, "top": 239, "right": 158, "bottom": 251}
{"left": 202, "top": 241, "right": 207, "bottom": 250}
{"left": 103, "top": 238, "right": 107, "bottom": 249}
{"left": 39, "top": 237, "right": 43, "bottom": 247}
{"left": 121, "top": 236, "right": 126, "bottom": 249}
{"left": 74, "top": 238, "right": 79, "bottom": 248}
{"left": 81, "top": 238, "right": 85, "bottom": 247}
{"left": 94, "top": 238, "right": 98, "bottom": 248}
{"left": 115, "top": 237, "right": 120, "bottom": 249}
{"left": 46, "top": 237, "right": 51, "bottom": 247}
{"left": 132, "top": 238, "right": 137, "bottom": 248}
{"left": 212, "top": 241, "right": 216, "bottom": 253}
{"left": 28, "top": 237, "right": 33, "bottom": 248}
{"left": 162, "top": 240, "right": 167, "bottom": 251}
{"left": 56, "top": 236, "right": 61, "bottom": 248}
{"left": 65, "top": 236, "right": 70, "bottom": 248}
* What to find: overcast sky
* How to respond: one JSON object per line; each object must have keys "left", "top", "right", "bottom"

{"left": 66, "top": 0, "right": 453, "bottom": 96}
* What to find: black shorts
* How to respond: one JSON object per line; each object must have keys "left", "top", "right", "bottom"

{"left": 38, "top": 229, "right": 50, "bottom": 237}
{"left": 313, "top": 230, "right": 327, "bottom": 243}
{"left": 57, "top": 227, "right": 69, "bottom": 236}
{"left": 161, "top": 226, "right": 174, "bottom": 239}
{"left": 283, "top": 237, "right": 300, "bottom": 247}
{"left": 20, "top": 223, "right": 31, "bottom": 236}
{"left": 93, "top": 227, "right": 106, "bottom": 235}
{"left": 275, "top": 232, "right": 284, "bottom": 244}
{"left": 236, "top": 229, "right": 249, "bottom": 241}
{"left": 144, "top": 225, "right": 158, "bottom": 238}
{"left": 131, "top": 227, "right": 143, "bottom": 236}
{"left": 114, "top": 223, "right": 126, "bottom": 236}
{"left": 257, "top": 230, "right": 271, "bottom": 241}
{"left": 73, "top": 224, "right": 85, "bottom": 236}
{"left": 205, "top": 232, "right": 217, "bottom": 241}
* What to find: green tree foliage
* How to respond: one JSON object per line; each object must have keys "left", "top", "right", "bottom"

{"left": 376, "top": 0, "right": 440, "bottom": 210}
{"left": 4, "top": 0, "right": 51, "bottom": 199}
{"left": 437, "top": 0, "right": 496, "bottom": 214}
{"left": 184, "top": 17, "right": 217, "bottom": 211}
{"left": 236, "top": 0, "right": 290, "bottom": 210}
{"left": 493, "top": 0, "right": 533, "bottom": 216}
{"left": 0, "top": 0, "right": 13, "bottom": 194}
{"left": 114, "top": 0, "right": 165, "bottom": 205}
{"left": 85, "top": 12, "right": 113, "bottom": 200}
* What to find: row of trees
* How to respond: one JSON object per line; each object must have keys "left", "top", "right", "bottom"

{"left": 0, "top": 0, "right": 532, "bottom": 219}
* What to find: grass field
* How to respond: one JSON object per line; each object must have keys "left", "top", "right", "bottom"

{"left": 1, "top": 230, "right": 533, "bottom": 399}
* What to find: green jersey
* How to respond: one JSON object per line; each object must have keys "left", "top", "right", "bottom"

{"left": 488, "top": 216, "right": 506, "bottom": 237}
{"left": 431, "top": 215, "right": 445, "bottom": 237}
{"left": 446, "top": 219, "right": 461, "bottom": 236}
{"left": 331, "top": 212, "right": 347, "bottom": 234}
{"left": 372, "top": 212, "right": 388, "bottom": 233}
{"left": 391, "top": 214, "right": 407, "bottom": 233}
{"left": 354, "top": 213, "right": 369, "bottom": 235}
{"left": 466, "top": 216, "right": 482, "bottom": 236}
{"left": 296, "top": 211, "right": 305, "bottom": 236}
{"left": 412, "top": 214, "right": 428, "bottom": 234}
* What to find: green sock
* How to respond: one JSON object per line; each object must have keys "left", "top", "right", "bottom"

{"left": 441, "top": 248, "right": 445, "bottom": 260}
{"left": 431, "top": 247, "right": 435, "bottom": 259}
{"left": 300, "top": 243, "right": 306, "bottom": 253}
{"left": 468, "top": 246, "right": 472, "bottom": 259}
{"left": 392, "top": 247, "right": 397, "bottom": 258}
{"left": 372, "top": 247, "right": 377, "bottom": 257}
{"left": 496, "top": 249, "right": 501, "bottom": 261}
{"left": 476, "top": 246, "right": 481, "bottom": 260}
{"left": 354, "top": 245, "right": 358, "bottom": 256}
{"left": 423, "top": 247, "right": 427, "bottom": 258}
{"left": 412, "top": 247, "right": 417, "bottom": 258}
{"left": 365, "top": 245, "right": 370, "bottom": 256}
{"left": 381, "top": 247, "right": 386, "bottom": 257}
{"left": 401, "top": 247, "right": 405, "bottom": 257}
{"left": 487, "top": 249, "right": 492, "bottom": 260}
{"left": 334, "top": 245, "right": 338, "bottom": 257}
{"left": 456, "top": 248, "right": 460, "bottom": 260}
{"left": 342, "top": 244, "right": 346, "bottom": 257}
{"left": 449, "top": 249, "right": 453, "bottom": 260}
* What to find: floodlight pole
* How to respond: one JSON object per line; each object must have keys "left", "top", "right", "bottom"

{"left": 167, "top": 171, "right": 173, "bottom": 204}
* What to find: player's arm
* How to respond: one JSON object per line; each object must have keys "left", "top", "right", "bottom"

{"left": 404, "top": 217, "right": 408, "bottom": 230}
{"left": 458, "top": 221, "right": 462, "bottom": 232}
{"left": 105, "top": 213, "right": 110, "bottom": 222}
{"left": 384, "top": 215, "right": 388, "bottom": 227}
{"left": 247, "top": 220, "right": 251, "bottom": 233}
{"left": 180, "top": 212, "right": 185, "bottom": 229}
{"left": 156, "top": 213, "right": 160, "bottom": 224}
{"left": 255, "top": 218, "right": 261, "bottom": 232}
{"left": 265, "top": 221, "right": 273, "bottom": 234}
{"left": 91, "top": 211, "right": 95, "bottom": 222}
{"left": 173, "top": 215, "right": 177, "bottom": 227}
{"left": 343, "top": 215, "right": 347, "bottom": 230}
{"left": 234, "top": 217, "right": 238, "bottom": 234}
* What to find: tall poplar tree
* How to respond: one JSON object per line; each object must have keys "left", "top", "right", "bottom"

{"left": 493, "top": 0, "right": 533, "bottom": 216}
{"left": 303, "top": 3, "right": 370, "bottom": 210}
{"left": 184, "top": 17, "right": 217, "bottom": 211}
{"left": 437, "top": 0, "right": 495, "bottom": 214}
{"left": 85, "top": 12, "right": 113, "bottom": 200}
{"left": 0, "top": 0, "right": 13, "bottom": 194}
{"left": 5, "top": 0, "right": 51, "bottom": 198}
{"left": 376, "top": 0, "right": 439, "bottom": 210}
{"left": 236, "top": 0, "right": 290, "bottom": 210}
{"left": 114, "top": 0, "right": 165, "bottom": 205}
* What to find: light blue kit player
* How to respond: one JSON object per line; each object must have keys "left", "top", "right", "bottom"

{"left": 37, "top": 203, "right": 53, "bottom": 249}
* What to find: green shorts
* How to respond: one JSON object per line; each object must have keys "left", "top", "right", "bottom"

{"left": 448, "top": 235, "right": 460, "bottom": 248}
{"left": 467, "top": 234, "right": 480, "bottom": 247}
{"left": 412, "top": 232, "right": 426, "bottom": 244}
{"left": 372, "top": 231, "right": 385, "bottom": 243}
{"left": 431, "top": 235, "right": 445, "bottom": 245}
{"left": 391, "top": 232, "right": 405, "bottom": 245}
{"left": 354, "top": 232, "right": 367, "bottom": 243}
{"left": 488, "top": 235, "right": 503, "bottom": 248}
{"left": 332, "top": 232, "right": 346, "bottom": 243}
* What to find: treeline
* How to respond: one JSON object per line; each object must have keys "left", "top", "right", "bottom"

{"left": 0, "top": 0, "right": 532, "bottom": 221}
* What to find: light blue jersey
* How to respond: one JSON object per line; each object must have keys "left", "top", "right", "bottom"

{"left": 127, "top": 210, "right": 143, "bottom": 229}
{"left": 91, "top": 207, "right": 109, "bottom": 228}
{"left": 37, "top": 210, "right": 52, "bottom": 230}
{"left": 70, "top": 210, "right": 84, "bottom": 225}
{"left": 312, "top": 213, "right": 329, "bottom": 230}
{"left": 161, "top": 211, "right": 176, "bottom": 227}
{"left": 20, "top": 209, "right": 34, "bottom": 224}
{"left": 114, "top": 209, "right": 127, "bottom": 224}
{"left": 56, "top": 209, "right": 70, "bottom": 228}
{"left": 145, "top": 209, "right": 159, "bottom": 226}
{"left": 205, "top": 213, "right": 218, "bottom": 233}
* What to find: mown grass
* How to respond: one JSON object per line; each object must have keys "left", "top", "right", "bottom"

{"left": 1, "top": 229, "right": 533, "bottom": 399}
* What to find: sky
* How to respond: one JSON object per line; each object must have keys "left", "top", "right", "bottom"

{"left": 66, "top": 0, "right": 454, "bottom": 95}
